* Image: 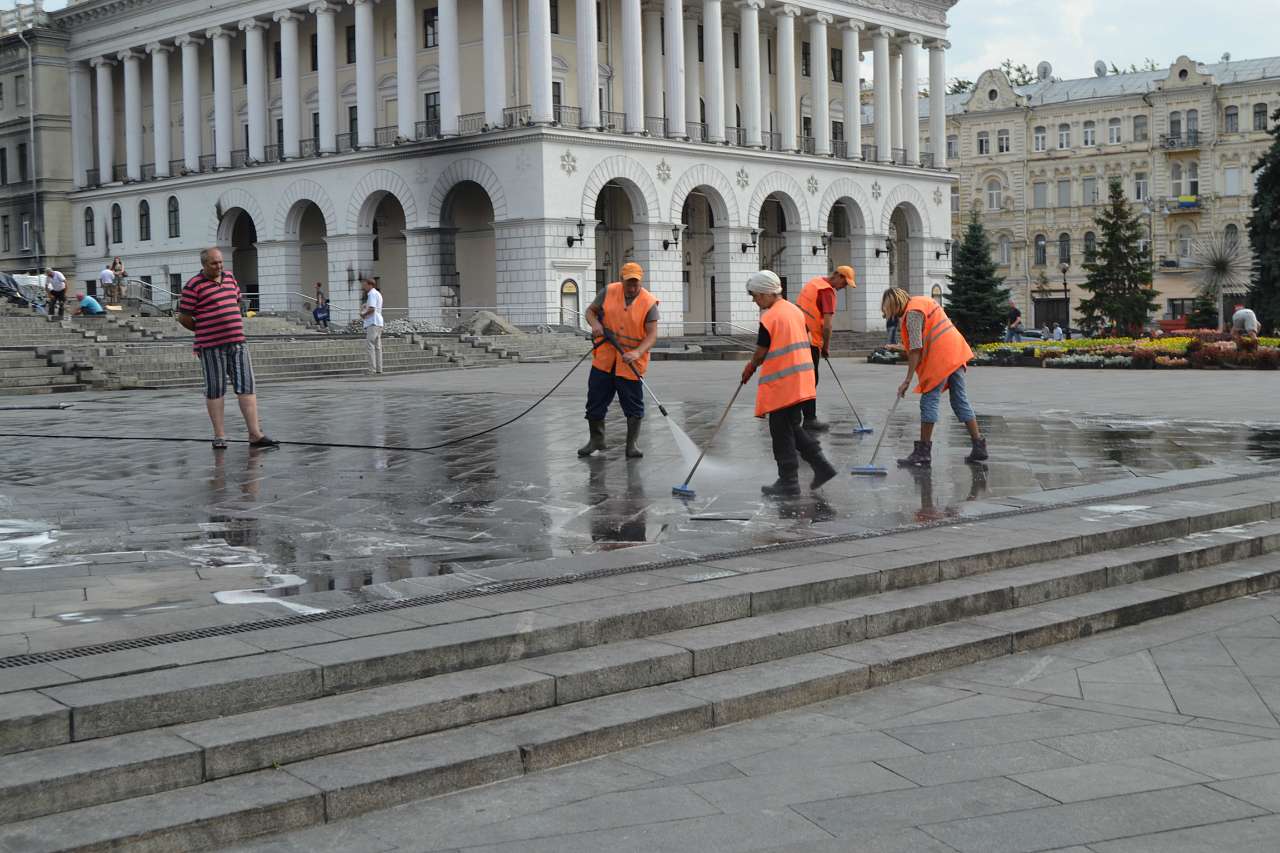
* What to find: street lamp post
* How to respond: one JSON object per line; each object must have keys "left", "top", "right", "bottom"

{"left": 1059, "top": 261, "right": 1070, "bottom": 332}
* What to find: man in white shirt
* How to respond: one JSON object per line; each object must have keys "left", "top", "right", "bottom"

{"left": 1052, "top": 323, "right": 1065, "bottom": 341}
{"left": 45, "top": 267, "right": 67, "bottom": 318}
{"left": 360, "top": 278, "right": 385, "bottom": 375}
{"left": 98, "top": 265, "right": 115, "bottom": 304}
{"left": 1231, "top": 303, "right": 1260, "bottom": 341}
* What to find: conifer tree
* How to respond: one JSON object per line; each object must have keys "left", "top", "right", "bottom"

{"left": 1247, "top": 107, "right": 1280, "bottom": 333}
{"left": 1076, "top": 179, "right": 1159, "bottom": 334}
{"left": 944, "top": 211, "right": 1010, "bottom": 343}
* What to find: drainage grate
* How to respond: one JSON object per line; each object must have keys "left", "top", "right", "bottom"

{"left": 2, "top": 467, "right": 1275, "bottom": 669}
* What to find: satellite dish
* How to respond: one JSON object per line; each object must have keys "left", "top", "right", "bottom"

{"left": 1094, "top": 60, "right": 1108, "bottom": 78}
{"left": 1036, "top": 61, "right": 1052, "bottom": 81}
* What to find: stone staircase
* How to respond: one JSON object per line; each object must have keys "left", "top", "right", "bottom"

{"left": 0, "top": 349, "right": 89, "bottom": 395}
{"left": 452, "top": 330, "right": 594, "bottom": 363}
{"left": 3, "top": 474, "right": 1280, "bottom": 850}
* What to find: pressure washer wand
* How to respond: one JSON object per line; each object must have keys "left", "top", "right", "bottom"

{"left": 823, "top": 356, "right": 874, "bottom": 434}
{"left": 672, "top": 380, "right": 745, "bottom": 498}
{"left": 600, "top": 328, "right": 669, "bottom": 417}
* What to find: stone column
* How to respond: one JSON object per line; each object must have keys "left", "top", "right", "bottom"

{"left": 721, "top": 13, "right": 736, "bottom": 138}
{"left": 529, "top": 0, "right": 554, "bottom": 124}
{"left": 621, "top": 0, "right": 644, "bottom": 133}
{"left": 404, "top": 228, "right": 446, "bottom": 323}
{"left": 146, "top": 44, "right": 172, "bottom": 177}
{"left": 929, "top": 39, "right": 948, "bottom": 168}
{"left": 577, "top": 0, "right": 600, "bottom": 128}
{"left": 69, "top": 62, "right": 91, "bottom": 187}
{"left": 663, "top": 0, "right": 685, "bottom": 137}
{"left": 118, "top": 51, "right": 142, "bottom": 180}
{"left": 703, "top": 0, "right": 724, "bottom": 142}
{"left": 682, "top": 9, "right": 701, "bottom": 138}
{"left": 482, "top": 0, "right": 507, "bottom": 128}
{"left": 176, "top": 35, "right": 202, "bottom": 172}
{"left": 254, "top": 241, "right": 296, "bottom": 312}
{"left": 759, "top": 27, "right": 771, "bottom": 141}
{"left": 641, "top": 1, "right": 663, "bottom": 130}
{"left": 240, "top": 19, "right": 268, "bottom": 161}
{"left": 397, "top": 0, "right": 419, "bottom": 136}
{"left": 275, "top": 12, "right": 302, "bottom": 157}
{"left": 207, "top": 27, "right": 233, "bottom": 168}
{"left": 350, "top": 0, "right": 376, "bottom": 146}
{"left": 774, "top": 5, "right": 799, "bottom": 152}
{"left": 91, "top": 57, "right": 116, "bottom": 180}
{"left": 890, "top": 46, "right": 902, "bottom": 154}
{"left": 736, "top": 0, "right": 761, "bottom": 147}
{"left": 310, "top": 2, "right": 338, "bottom": 152}
{"left": 635, "top": 223, "right": 685, "bottom": 324}
{"left": 901, "top": 33, "right": 921, "bottom": 165}
{"left": 840, "top": 20, "right": 862, "bottom": 159}
{"left": 808, "top": 13, "right": 832, "bottom": 155}
{"left": 438, "top": 0, "right": 461, "bottom": 134}
{"left": 715, "top": 226, "right": 766, "bottom": 328}
{"left": 871, "top": 27, "right": 892, "bottom": 161}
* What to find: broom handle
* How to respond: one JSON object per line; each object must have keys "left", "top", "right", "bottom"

{"left": 823, "top": 356, "right": 866, "bottom": 429}
{"left": 864, "top": 394, "right": 902, "bottom": 467}
{"left": 680, "top": 381, "right": 746, "bottom": 487}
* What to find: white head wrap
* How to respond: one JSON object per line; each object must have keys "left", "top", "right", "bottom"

{"left": 746, "top": 270, "right": 783, "bottom": 295}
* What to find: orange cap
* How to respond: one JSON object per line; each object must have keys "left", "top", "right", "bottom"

{"left": 621, "top": 262, "right": 644, "bottom": 282}
{"left": 834, "top": 265, "right": 856, "bottom": 287}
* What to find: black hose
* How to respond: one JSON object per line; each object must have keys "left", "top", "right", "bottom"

{"left": 0, "top": 345, "right": 598, "bottom": 454}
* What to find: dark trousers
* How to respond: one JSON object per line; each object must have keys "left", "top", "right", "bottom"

{"left": 586, "top": 366, "right": 644, "bottom": 420}
{"left": 802, "top": 346, "right": 821, "bottom": 421}
{"left": 48, "top": 291, "right": 66, "bottom": 318}
{"left": 768, "top": 403, "right": 824, "bottom": 479}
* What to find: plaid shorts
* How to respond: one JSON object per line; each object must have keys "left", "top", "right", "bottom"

{"left": 197, "top": 342, "right": 255, "bottom": 400}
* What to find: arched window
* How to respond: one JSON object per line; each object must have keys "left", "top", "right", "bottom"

{"left": 1225, "top": 224, "right": 1239, "bottom": 248}
{"left": 1083, "top": 120, "right": 1096, "bottom": 146}
{"left": 1176, "top": 225, "right": 1193, "bottom": 258}
{"left": 1187, "top": 162, "right": 1199, "bottom": 195}
{"left": 167, "top": 196, "right": 180, "bottom": 238}
{"left": 138, "top": 200, "right": 151, "bottom": 241}
{"left": 1107, "top": 117, "right": 1121, "bottom": 143}
{"left": 110, "top": 203, "right": 122, "bottom": 244}
{"left": 1255, "top": 103, "right": 1269, "bottom": 131}
{"left": 1171, "top": 162, "right": 1183, "bottom": 196}
{"left": 997, "top": 234, "right": 1011, "bottom": 265}
{"left": 976, "top": 130, "right": 990, "bottom": 155}
{"left": 1057, "top": 123, "right": 1070, "bottom": 148}
{"left": 1225, "top": 105, "right": 1239, "bottom": 133}
{"left": 83, "top": 208, "right": 95, "bottom": 246}
{"left": 1169, "top": 110, "right": 1182, "bottom": 138}
{"left": 986, "top": 178, "right": 1002, "bottom": 210}
{"left": 1186, "top": 109, "right": 1199, "bottom": 134}
{"left": 1133, "top": 114, "right": 1148, "bottom": 141}
{"left": 1034, "top": 234, "right": 1047, "bottom": 266}
{"left": 1084, "top": 231, "right": 1097, "bottom": 260}
{"left": 1033, "top": 126, "right": 1046, "bottom": 151}
{"left": 931, "top": 284, "right": 943, "bottom": 303}
{"left": 1058, "top": 232, "right": 1071, "bottom": 265}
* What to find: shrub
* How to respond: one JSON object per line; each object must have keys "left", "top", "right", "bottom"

{"left": 1130, "top": 348, "right": 1157, "bottom": 367}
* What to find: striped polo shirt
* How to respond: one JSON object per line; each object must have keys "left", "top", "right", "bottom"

{"left": 178, "top": 271, "right": 245, "bottom": 351}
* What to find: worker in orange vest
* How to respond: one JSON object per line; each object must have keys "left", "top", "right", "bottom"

{"left": 740, "top": 270, "right": 838, "bottom": 496}
{"left": 795, "top": 266, "right": 856, "bottom": 432}
{"left": 882, "top": 286, "right": 988, "bottom": 467}
{"left": 580, "top": 262, "right": 660, "bottom": 459}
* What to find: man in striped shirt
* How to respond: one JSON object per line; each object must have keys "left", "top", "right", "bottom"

{"left": 178, "top": 248, "right": 278, "bottom": 450}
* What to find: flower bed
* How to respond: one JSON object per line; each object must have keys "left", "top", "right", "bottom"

{"left": 970, "top": 333, "right": 1280, "bottom": 370}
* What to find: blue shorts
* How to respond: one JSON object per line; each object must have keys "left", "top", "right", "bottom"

{"left": 920, "top": 367, "right": 975, "bottom": 425}
{"left": 198, "top": 342, "right": 255, "bottom": 400}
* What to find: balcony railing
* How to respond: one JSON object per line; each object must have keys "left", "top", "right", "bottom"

{"left": 726, "top": 126, "right": 746, "bottom": 147}
{"left": 645, "top": 115, "right": 667, "bottom": 137}
{"left": 111, "top": 163, "right": 127, "bottom": 182}
{"left": 84, "top": 168, "right": 100, "bottom": 187}
{"left": 861, "top": 144, "right": 878, "bottom": 161}
{"left": 299, "top": 137, "right": 319, "bottom": 157}
{"left": 502, "top": 105, "right": 532, "bottom": 128}
{"left": 199, "top": 154, "right": 216, "bottom": 171}
{"left": 832, "top": 139, "right": 847, "bottom": 158}
{"left": 1161, "top": 130, "right": 1202, "bottom": 149}
{"left": 763, "top": 131, "right": 782, "bottom": 151}
{"left": 416, "top": 118, "right": 441, "bottom": 140}
{"left": 261, "top": 145, "right": 281, "bottom": 164}
{"left": 1164, "top": 195, "right": 1206, "bottom": 213}
{"left": 169, "top": 158, "right": 185, "bottom": 175}
{"left": 141, "top": 162, "right": 156, "bottom": 180}
{"left": 800, "top": 136, "right": 816, "bottom": 155}
{"left": 601, "top": 110, "right": 627, "bottom": 134}
{"left": 230, "top": 149, "right": 248, "bottom": 169}
{"left": 336, "top": 133, "right": 355, "bottom": 153}
{"left": 687, "top": 121, "right": 708, "bottom": 143}
{"left": 374, "top": 125, "right": 399, "bottom": 146}
{"left": 458, "top": 112, "right": 486, "bottom": 135}
{"left": 553, "top": 105, "right": 580, "bottom": 127}
{"left": 920, "top": 152, "right": 935, "bottom": 169}
{"left": 891, "top": 147, "right": 906, "bottom": 165}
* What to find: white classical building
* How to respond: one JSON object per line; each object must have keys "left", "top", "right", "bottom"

{"left": 56, "top": 0, "right": 956, "bottom": 332}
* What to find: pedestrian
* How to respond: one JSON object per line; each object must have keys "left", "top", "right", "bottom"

{"left": 313, "top": 281, "right": 324, "bottom": 309}
{"left": 881, "top": 286, "right": 988, "bottom": 468}
{"left": 1052, "top": 322, "right": 1064, "bottom": 341}
{"left": 313, "top": 295, "right": 331, "bottom": 329}
{"left": 98, "top": 263, "right": 115, "bottom": 304}
{"left": 177, "top": 247, "right": 279, "bottom": 450}
{"left": 1039, "top": 323, "right": 1051, "bottom": 339}
{"left": 73, "top": 292, "right": 106, "bottom": 316}
{"left": 360, "top": 278, "right": 384, "bottom": 375}
{"left": 1004, "top": 303, "right": 1023, "bottom": 342}
{"left": 579, "top": 261, "right": 658, "bottom": 459}
{"left": 110, "top": 256, "right": 127, "bottom": 303}
{"left": 795, "top": 265, "right": 856, "bottom": 432}
{"left": 45, "top": 267, "right": 67, "bottom": 318}
{"left": 886, "top": 314, "right": 900, "bottom": 345}
{"left": 740, "top": 270, "right": 837, "bottom": 496}
{"left": 1231, "top": 303, "right": 1260, "bottom": 342}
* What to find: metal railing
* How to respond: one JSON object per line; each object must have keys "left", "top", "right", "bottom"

{"left": 262, "top": 145, "right": 281, "bottom": 164}
{"left": 891, "top": 147, "right": 906, "bottom": 164}
{"left": 832, "top": 139, "right": 848, "bottom": 158}
{"left": 300, "top": 137, "right": 319, "bottom": 157}
{"left": 920, "top": 151, "right": 935, "bottom": 169}
{"left": 862, "top": 144, "right": 878, "bottom": 161}
{"left": 601, "top": 110, "right": 627, "bottom": 134}
{"left": 502, "top": 105, "right": 532, "bottom": 127}
{"left": 169, "top": 158, "right": 185, "bottom": 175}
{"left": 416, "top": 119, "right": 441, "bottom": 140}
{"left": 84, "top": 168, "right": 100, "bottom": 187}
{"left": 374, "top": 125, "right": 398, "bottom": 146}
{"left": 645, "top": 115, "right": 667, "bottom": 137}
{"left": 457, "top": 112, "right": 486, "bottom": 135}
{"left": 1163, "top": 195, "right": 1206, "bottom": 213}
{"left": 199, "top": 154, "right": 217, "bottom": 171}
{"left": 687, "top": 121, "right": 708, "bottom": 142}
{"left": 140, "top": 162, "right": 156, "bottom": 180}
{"left": 800, "top": 136, "right": 816, "bottom": 155}
{"left": 1161, "top": 130, "right": 1202, "bottom": 149}
{"left": 230, "top": 149, "right": 248, "bottom": 169}
{"left": 553, "top": 105, "right": 581, "bottom": 127}
{"left": 726, "top": 126, "right": 746, "bottom": 146}
{"left": 336, "top": 133, "right": 355, "bottom": 153}
{"left": 111, "top": 164, "right": 128, "bottom": 182}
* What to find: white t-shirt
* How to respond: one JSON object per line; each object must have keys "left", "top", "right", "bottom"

{"left": 1232, "top": 308, "right": 1259, "bottom": 334}
{"left": 47, "top": 271, "right": 67, "bottom": 292}
{"left": 363, "top": 288, "right": 384, "bottom": 328}
{"left": 99, "top": 268, "right": 115, "bottom": 287}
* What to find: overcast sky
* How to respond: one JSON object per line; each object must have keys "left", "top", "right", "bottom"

{"left": 34, "top": 0, "right": 1277, "bottom": 85}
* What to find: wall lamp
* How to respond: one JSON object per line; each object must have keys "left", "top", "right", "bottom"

{"left": 812, "top": 231, "right": 832, "bottom": 256}
{"left": 565, "top": 220, "right": 586, "bottom": 248}
{"left": 934, "top": 240, "right": 952, "bottom": 260}
{"left": 740, "top": 228, "right": 759, "bottom": 254}
{"left": 663, "top": 224, "right": 684, "bottom": 251}
{"left": 874, "top": 237, "right": 894, "bottom": 258}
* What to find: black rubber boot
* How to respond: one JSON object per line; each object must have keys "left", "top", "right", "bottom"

{"left": 803, "top": 417, "right": 831, "bottom": 433}
{"left": 762, "top": 475, "right": 801, "bottom": 497}
{"left": 810, "top": 456, "right": 838, "bottom": 489}
{"left": 625, "top": 417, "right": 644, "bottom": 458}
{"left": 897, "top": 440, "right": 933, "bottom": 468}
{"left": 577, "top": 420, "right": 606, "bottom": 457}
{"left": 965, "top": 437, "right": 989, "bottom": 463}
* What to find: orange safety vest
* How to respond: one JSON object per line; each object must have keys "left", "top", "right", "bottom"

{"left": 591, "top": 282, "right": 659, "bottom": 377}
{"left": 899, "top": 296, "right": 975, "bottom": 394}
{"left": 796, "top": 276, "right": 834, "bottom": 348}
{"left": 755, "top": 299, "right": 817, "bottom": 417}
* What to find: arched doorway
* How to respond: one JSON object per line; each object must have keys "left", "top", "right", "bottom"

{"left": 218, "top": 208, "right": 258, "bottom": 309}
{"left": 286, "top": 201, "right": 329, "bottom": 308}
{"left": 758, "top": 192, "right": 800, "bottom": 297}
{"left": 889, "top": 205, "right": 912, "bottom": 293}
{"left": 593, "top": 180, "right": 643, "bottom": 297}
{"left": 826, "top": 198, "right": 868, "bottom": 329}
{"left": 560, "top": 279, "right": 580, "bottom": 328}
{"left": 370, "top": 194, "right": 407, "bottom": 313}
{"left": 440, "top": 181, "right": 497, "bottom": 311}
{"left": 676, "top": 186, "right": 732, "bottom": 334}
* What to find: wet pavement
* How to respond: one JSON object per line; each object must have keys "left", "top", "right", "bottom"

{"left": 2, "top": 361, "right": 1280, "bottom": 642}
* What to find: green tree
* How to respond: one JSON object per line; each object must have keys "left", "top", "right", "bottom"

{"left": 1076, "top": 179, "right": 1159, "bottom": 334}
{"left": 947, "top": 78, "right": 974, "bottom": 95}
{"left": 1000, "top": 59, "right": 1035, "bottom": 86}
{"left": 1186, "top": 292, "right": 1219, "bottom": 329}
{"left": 1247, "top": 107, "right": 1280, "bottom": 333}
{"left": 945, "top": 211, "right": 1010, "bottom": 343}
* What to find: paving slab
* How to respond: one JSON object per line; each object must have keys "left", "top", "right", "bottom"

{"left": 878, "top": 739, "right": 1081, "bottom": 786}
{"left": 1011, "top": 755, "right": 1213, "bottom": 802}
{"left": 0, "top": 689, "right": 69, "bottom": 755}
{"left": 1089, "top": 814, "right": 1280, "bottom": 853}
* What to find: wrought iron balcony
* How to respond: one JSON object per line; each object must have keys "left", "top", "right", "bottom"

{"left": 687, "top": 121, "right": 709, "bottom": 143}
{"left": 832, "top": 139, "right": 847, "bottom": 158}
{"left": 800, "top": 136, "right": 816, "bottom": 155}
{"left": 1163, "top": 195, "right": 1206, "bottom": 213}
{"left": 457, "top": 112, "right": 486, "bottom": 135}
{"left": 230, "top": 149, "right": 248, "bottom": 169}
{"left": 84, "top": 168, "right": 100, "bottom": 187}
{"left": 416, "top": 119, "right": 441, "bottom": 140}
{"left": 890, "top": 147, "right": 907, "bottom": 165}
{"left": 1160, "top": 130, "right": 1202, "bottom": 149}
{"left": 199, "top": 154, "right": 216, "bottom": 171}
{"left": 335, "top": 133, "right": 355, "bottom": 153}
{"left": 920, "top": 151, "right": 935, "bottom": 169}
{"left": 763, "top": 131, "right": 782, "bottom": 151}
{"left": 645, "top": 115, "right": 667, "bottom": 137}
{"left": 299, "top": 138, "right": 319, "bottom": 157}
{"left": 168, "top": 158, "right": 184, "bottom": 175}
{"left": 502, "top": 105, "right": 532, "bottom": 128}
{"left": 140, "top": 162, "right": 155, "bottom": 180}
{"left": 601, "top": 110, "right": 627, "bottom": 134}
{"left": 374, "top": 125, "right": 399, "bottom": 146}
{"left": 261, "top": 145, "right": 281, "bottom": 164}
{"left": 111, "top": 163, "right": 127, "bottom": 182}
{"left": 861, "top": 144, "right": 877, "bottom": 161}
{"left": 727, "top": 126, "right": 746, "bottom": 147}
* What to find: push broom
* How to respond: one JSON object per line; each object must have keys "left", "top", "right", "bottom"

{"left": 850, "top": 394, "right": 902, "bottom": 476}
{"left": 823, "top": 356, "right": 875, "bottom": 434}
{"left": 672, "top": 380, "right": 746, "bottom": 498}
